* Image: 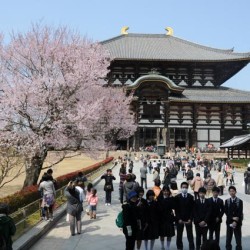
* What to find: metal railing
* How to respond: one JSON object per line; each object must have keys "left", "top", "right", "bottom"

{"left": 11, "top": 161, "right": 114, "bottom": 240}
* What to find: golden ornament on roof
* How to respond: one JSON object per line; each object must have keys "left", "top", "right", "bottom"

{"left": 121, "top": 26, "right": 129, "bottom": 35}
{"left": 165, "top": 27, "right": 174, "bottom": 36}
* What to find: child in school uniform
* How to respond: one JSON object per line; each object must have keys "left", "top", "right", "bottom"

{"left": 87, "top": 188, "right": 98, "bottom": 219}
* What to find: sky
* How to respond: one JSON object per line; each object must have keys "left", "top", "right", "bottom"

{"left": 1, "top": 0, "right": 250, "bottom": 90}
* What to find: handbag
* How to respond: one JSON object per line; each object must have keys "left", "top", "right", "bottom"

{"left": 105, "top": 184, "right": 112, "bottom": 191}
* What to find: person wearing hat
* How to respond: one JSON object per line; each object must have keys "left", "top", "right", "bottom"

{"left": 122, "top": 191, "right": 139, "bottom": 250}
{"left": 208, "top": 186, "right": 224, "bottom": 245}
{"left": 193, "top": 187, "right": 211, "bottom": 250}
{"left": 0, "top": 203, "right": 16, "bottom": 250}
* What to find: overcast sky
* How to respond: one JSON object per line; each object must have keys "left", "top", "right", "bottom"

{"left": 1, "top": 0, "right": 250, "bottom": 90}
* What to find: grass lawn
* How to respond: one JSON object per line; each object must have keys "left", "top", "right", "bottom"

{"left": 231, "top": 159, "right": 250, "bottom": 169}
{"left": 0, "top": 150, "right": 120, "bottom": 198}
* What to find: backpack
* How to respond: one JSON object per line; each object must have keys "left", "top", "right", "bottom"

{"left": 115, "top": 211, "right": 124, "bottom": 228}
{"left": 0, "top": 234, "right": 6, "bottom": 250}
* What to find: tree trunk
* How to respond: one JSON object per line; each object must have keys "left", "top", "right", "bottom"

{"left": 23, "top": 150, "right": 48, "bottom": 188}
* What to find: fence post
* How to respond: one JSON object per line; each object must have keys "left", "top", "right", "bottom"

{"left": 22, "top": 208, "right": 26, "bottom": 229}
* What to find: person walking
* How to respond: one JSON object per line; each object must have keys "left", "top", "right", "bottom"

{"left": 216, "top": 168, "right": 225, "bottom": 196}
{"left": 193, "top": 187, "right": 211, "bottom": 250}
{"left": 101, "top": 169, "right": 116, "bottom": 205}
{"left": 75, "top": 179, "right": 84, "bottom": 204}
{"left": 203, "top": 165, "right": 210, "bottom": 179}
{"left": 129, "top": 161, "right": 134, "bottom": 173}
{"left": 191, "top": 173, "right": 204, "bottom": 200}
{"left": 204, "top": 174, "right": 216, "bottom": 198}
{"left": 152, "top": 179, "right": 161, "bottom": 199}
{"left": 152, "top": 167, "right": 160, "bottom": 182}
{"left": 140, "top": 163, "right": 148, "bottom": 189}
{"left": 225, "top": 186, "right": 243, "bottom": 250}
{"left": 124, "top": 174, "right": 136, "bottom": 202}
{"left": 244, "top": 165, "right": 250, "bottom": 194}
{"left": 87, "top": 188, "right": 98, "bottom": 219}
{"left": 186, "top": 165, "right": 194, "bottom": 187}
{"left": 169, "top": 164, "right": 178, "bottom": 182}
{"left": 208, "top": 187, "right": 224, "bottom": 245}
{"left": 85, "top": 183, "right": 93, "bottom": 214}
{"left": 158, "top": 186, "right": 175, "bottom": 250}
{"left": 175, "top": 182, "right": 195, "bottom": 250}
{"left": 226, "top": 166, "right": 233, "bottom": 186}
{"left": 0, "top": 203, "right": 16, "bottom": 250}
{"left": 181, "top": 163, "right": 186, "bottom": 178}
{"left": 162, "top": 168, "right": 171, "bottom": 187}
{"left": 119, "top": 164, "right": 127, "bottom": 204}
{"left": 75, "top": 171, "right": 87, "bottom": 196}
{"left": 38, "top": 174, "right": 56, "bottom": 221}
{"left": 64, "top": 181, "right": 83, "bottom": 236}
{"left": 148, "top": 161, "right": 153, "bottom": 174}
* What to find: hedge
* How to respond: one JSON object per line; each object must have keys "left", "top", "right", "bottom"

{"left": 0, "top": 157, "right": 114, "bottom": 214}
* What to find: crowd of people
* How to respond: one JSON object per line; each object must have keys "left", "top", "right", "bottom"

{"left": 117, "top": 154, "right": 246, "bottom": 250}
{"left": 1, "top": 151, "right": 250, "bottom": 250}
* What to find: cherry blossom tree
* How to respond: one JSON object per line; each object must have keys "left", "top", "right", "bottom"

{"left": 0, "top": 148, "right": 25, "bottom": 188}
{"left": 0, "top": 24, "right": 136, "bottom": 187}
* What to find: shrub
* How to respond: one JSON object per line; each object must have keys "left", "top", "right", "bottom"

{"left": 0, "top": 157, "right": 113, "bottom": 214}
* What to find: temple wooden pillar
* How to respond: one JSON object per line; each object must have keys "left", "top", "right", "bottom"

{"left": 191, "top": 104, "right": 198, "bottom": 147}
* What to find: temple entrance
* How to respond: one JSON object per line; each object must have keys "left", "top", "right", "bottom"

{"left": 175, "top": 129, "right": 187, "bottom": 147}
{"left": 139, "top": 127, "right": 157, "bottom": 147}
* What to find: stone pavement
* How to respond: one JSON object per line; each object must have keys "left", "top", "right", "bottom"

{"left": 29, "top": 158, "right": 250, "bottom": 250}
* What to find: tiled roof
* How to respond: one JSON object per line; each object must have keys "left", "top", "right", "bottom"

{"left": 169, "top": 87, "right": 250, "bottom": 103}
{"left": 220, "top": 134, "right": 250, "bottom": 148}
{"left": 101, "top": 34, "right": 250, "bottom": 62}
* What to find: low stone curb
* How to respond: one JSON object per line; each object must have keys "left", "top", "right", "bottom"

{"left": 13, "top": 163, "right": 116, "bottom": 250}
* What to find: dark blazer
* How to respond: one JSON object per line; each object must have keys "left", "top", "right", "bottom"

{"left": 208, "top": 197, "right": 224, "bottom": 224}
{"left": 224, "top": 197, "right": 243, "bottom": 226}
{"left": 144, "top": 200, "right": 160, "bottom": 240}
{"left": 193, "top": 198, "right": 211, "bottom": 225}
{"left": 174, "top": 193, "right": 194, "bottom": 222}
{"left": 122, "top": 201, "right": 138, "bottom": 238}
{"left": 158, "top": 196, "right": 175, "bottom": 223}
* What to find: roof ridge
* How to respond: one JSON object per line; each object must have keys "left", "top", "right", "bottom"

{"left": 170, "top": 36, "right": 250, "bottom": 56}
{"left": 223, "top": 86, "right": 250, "bottom": 93}
{"left": 100, "top": 34, "right": 125, "bottom": 44}
{"left": 101, "top": 33, "right": 250, "bottom": 55}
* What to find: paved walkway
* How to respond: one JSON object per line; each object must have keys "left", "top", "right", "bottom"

{"left": 30, "top": 158, "right": 250, "bottom": 250}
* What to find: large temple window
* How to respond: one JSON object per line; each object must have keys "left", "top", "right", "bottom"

{"left": 175, "top": 129, "right": 186, "bottom": 147}
{"left": 145, "top": 128, "right": 157, "bottom": 146}
{"left": 142, "top": 101, "right": 161, "bottom": 122}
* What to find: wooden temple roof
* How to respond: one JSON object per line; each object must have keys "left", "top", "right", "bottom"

{"left": 170, "top": 87, "right": 250, "bottom": 103}
{"left": 220, "top": 134, "right": 250, "bottom": 148}
{"left": 102, "top": 33, "right": 250, "bottom": 62}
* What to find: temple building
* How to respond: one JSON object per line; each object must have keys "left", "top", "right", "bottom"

{"left": 101, "top": 27, "right": 250, "bottom": 150}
